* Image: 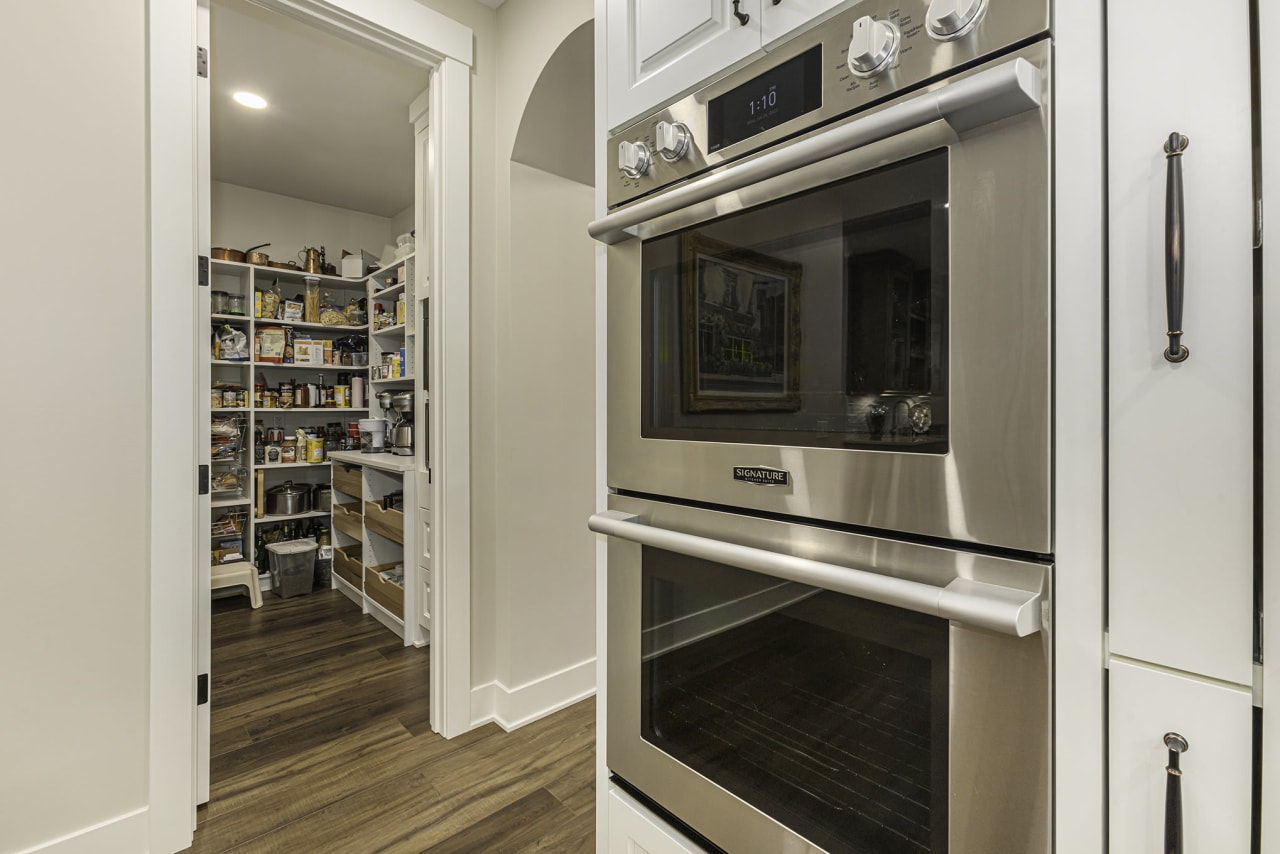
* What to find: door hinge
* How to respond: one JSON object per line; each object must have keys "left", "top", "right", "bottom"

{"left": 1255, "top": 198, "right": 1263, "bottom": 250}
{"left": 198, "top": 464, "right": 209, "bottom": 496}
{"left": 198, "top": 254, "right": 209, "bottom": 287}
{"left": 196, "top": 46, "right": 209, "bottom": 79}
{"left": 197, "top": 673, "right": 209, "bottom": 706}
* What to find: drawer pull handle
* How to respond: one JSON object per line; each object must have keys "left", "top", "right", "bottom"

{"left": 1163, "top": 133, "right": 1190, "bottom": 363}
{"left": 732, "top": 0, "right": 750, "bottom": 26}
{"left": 1164, "top": 731, "right": 1189, "bottom": 854}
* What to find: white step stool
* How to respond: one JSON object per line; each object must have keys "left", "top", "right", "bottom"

{"left": 211, "top": 561, "right": 262, "bottom": 609}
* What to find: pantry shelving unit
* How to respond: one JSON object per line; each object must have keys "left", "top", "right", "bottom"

{"left": 207, "top": 253, "right": 418, "bottom": 601}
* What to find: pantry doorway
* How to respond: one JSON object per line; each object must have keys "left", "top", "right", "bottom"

{"left": 148, "top": 1, "right": 474, "bottom": 850}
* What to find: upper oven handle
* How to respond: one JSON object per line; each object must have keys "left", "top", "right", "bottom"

{"left": 589, "top": 510, "right": 1043, "bottom": 637}
{"left": 588, "top": 57, "right": 1042, "bottom": 245}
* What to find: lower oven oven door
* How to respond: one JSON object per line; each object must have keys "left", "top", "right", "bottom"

{"left": 597, "top": 495, "right": 1051, "bottom": 854}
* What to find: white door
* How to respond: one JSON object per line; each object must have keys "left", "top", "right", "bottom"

{"left": 759, "top": 0, "right": 856, "bottom": 47}
{"left": 1107, "top": 0, "right": 1254, "bottom": 685}
{"left": 1109, "top": 660, "right": 1253, "bottom": 852}
{"left": 606, "top": 0, "right": 764, "bottom": 131}
{"left": 196, "top": 0, "right": 213, "bottom": 807}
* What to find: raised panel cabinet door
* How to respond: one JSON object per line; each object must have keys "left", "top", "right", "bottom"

{"left": 606, "top": 0, "right": 764, "bottom": 131}
{"left": 607, "top": 786, "right": 704, "bottom": 854}
{"left": 1109, "top": 660, "right": 1253, "bottom": 852}
{"left": 1106, "top": 0, "right": 1254, "bottom": 684}
{"left": 759, "top": 0, "right": 858, "bottom": 47}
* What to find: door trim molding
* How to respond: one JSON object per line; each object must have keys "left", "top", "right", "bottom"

{"left": 147, "top": 3, "right": 474, "bottom": 850}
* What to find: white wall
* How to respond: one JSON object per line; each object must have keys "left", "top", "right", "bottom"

{"left": 389, "top": 203, "right": 415, "bottom": 241}
{"left": 467, "top": 0, "right": 597, "bottom": 728}
{"left": 211, "top": 181, "right": 394, "bottom": 266}
{"left": 0, "top": 1, "right": 151, "bottom": 851}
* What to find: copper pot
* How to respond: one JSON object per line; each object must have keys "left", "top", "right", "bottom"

{"left": 211, "top": 243, "right": 268, "bottom": 264}
{"left": 299, "top": 247, "right": 323, "bottom": 274}
{"left": 268, "top": 260, "right": 299, "bottom": 270}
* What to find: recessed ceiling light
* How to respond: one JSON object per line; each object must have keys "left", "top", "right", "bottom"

{"left": 233, "top": 91, "right": 267, "bottom": 110}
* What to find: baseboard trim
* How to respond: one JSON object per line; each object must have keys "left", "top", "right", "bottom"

{"left": 471, "top": 656, "right": 597, "bottom": 732}
{"left": 15, "top": 807, "right": 149, "bottom": 854}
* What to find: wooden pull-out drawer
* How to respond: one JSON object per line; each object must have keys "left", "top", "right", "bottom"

{"left": 364, "top": 500, "right": 404, "bottom": 544}
{"left": 333, "top": 544, "right": 363, "bottom": 589}
{"left": 332, "top": 464, "right": 362, "bottom": 500}
{"left": 364, "top": 562, "right": 404, "bottom": 616}
{"left": 332, "top": 501, "right": 363, "bottom": 541}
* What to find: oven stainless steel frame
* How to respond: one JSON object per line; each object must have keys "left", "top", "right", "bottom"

{"left": 596, "top": 39, "right": 1053, "bottom": 555}
{"left": 597, "top": 493, "right": 1052, "bottom": 854}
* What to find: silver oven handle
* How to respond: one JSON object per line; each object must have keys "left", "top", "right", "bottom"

{"left": 588, "top": 57, "right": 1042, "bottom": 245}
{"left": 589, "top": 510, "right": 1042, "bottom": 637}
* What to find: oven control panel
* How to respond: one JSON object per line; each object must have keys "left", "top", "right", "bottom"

{"left": 607, "top": 0, "right": 1046, "bottom": 209}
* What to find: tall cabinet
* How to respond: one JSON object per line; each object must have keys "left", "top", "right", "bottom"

{"left": 1107, "top": 0, "right": 1256, "bottom": 848}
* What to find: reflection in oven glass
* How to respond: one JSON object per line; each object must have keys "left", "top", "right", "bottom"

{"left": 641, "top": 150, "right": 949, "bottom": 453}
{"left": 642, "top": 558, "right": 949, "bottom": 853}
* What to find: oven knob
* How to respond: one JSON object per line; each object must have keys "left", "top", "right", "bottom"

{"left": 847, "top": 16, "right": 899, "bottom": 78}
{"left": 654, "top": 121, "right": 692, "bottom": 162}
{"left": 926, "top": 0, "right": 986, "bottom": 40}
{"left": 618, "top": 139, "right": 652, "bottom": 179}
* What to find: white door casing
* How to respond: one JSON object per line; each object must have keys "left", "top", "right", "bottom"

{"left": 148, "top": 2, "right": 475, "bottom": 850}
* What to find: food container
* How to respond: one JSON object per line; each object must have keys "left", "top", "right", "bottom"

{"left": 312, "top": 483, "right": 332, "bottom": 512}
{"left": 211, "top": 290, "right": 230, "bottom": 314}
{"left": 265, "top": 480, "right": 311, "bottom": 515}
{"left": 306, "top": 436, "right": 325, "bottom": 463}
{"left": 226, "top": 292, "right": 247, "bottom": 316}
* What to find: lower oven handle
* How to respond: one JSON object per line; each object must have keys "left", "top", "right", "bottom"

{"left": 589, "top": 510, "right": 1043, "bottom": 638}
{"left": 588, "top": 57, "right": 1042, "bottom": 245}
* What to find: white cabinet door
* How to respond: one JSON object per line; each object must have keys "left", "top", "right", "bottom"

{"left": 608, "top": 786, "right": 704, "bottom": 853}
{"left": 606, "top": 0, "right": 764, "bottom": 131}
{"left": 1107, "top": 0, "right": 1254, "bottom": 685}
{"left": 759, "top": 0, "right": 857, "bottom": 47}
{"left": 1109, "top": 660, "right": 1253, "bottom": 852}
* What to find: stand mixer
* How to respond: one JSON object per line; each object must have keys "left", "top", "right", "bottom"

{"left": 377, "top": 390, "right": 414, "bottom": 456}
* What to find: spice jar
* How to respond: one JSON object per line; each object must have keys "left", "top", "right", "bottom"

{"left": 211, "top": 290, "right": 229, "bottom": 315}
{"left": 226, "top": 292, "right": 247, "bottom": 316}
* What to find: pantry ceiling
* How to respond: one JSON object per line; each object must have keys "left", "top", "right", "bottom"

{"left": 210, "top": 0, "right": 425, "bottom": 217}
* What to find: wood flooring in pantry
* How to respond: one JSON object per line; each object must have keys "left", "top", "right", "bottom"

{"left": 192, "top": 588, "right": 595, "bottom": 854}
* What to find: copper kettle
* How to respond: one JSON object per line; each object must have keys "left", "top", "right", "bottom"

{"left": 299, "top": 246, "right": 323, "bottom": 274}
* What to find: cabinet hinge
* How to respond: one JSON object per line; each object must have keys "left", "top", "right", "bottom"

{"left": 198, "top": 464, "right": 209, "bottom": 496}
{"left": 198, "top": 254, "right": 209, "bottom": 287}
{"left": 196, "top": 46, "right": 209, "bottom": 79}
{"left": 1254, "top": 663, "right": 1264, "bottom": 708}
{"left": 197, "top": 673, "right": 209, "bottom": 706}
{"left": 1255, "top": 198, "right": 1263, "bottom": 250}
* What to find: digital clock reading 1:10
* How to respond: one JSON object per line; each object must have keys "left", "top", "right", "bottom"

{"left": 707, "top": 45, "right": 823, "bottom": 153}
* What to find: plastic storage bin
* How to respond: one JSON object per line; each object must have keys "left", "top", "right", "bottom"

{"left": 266, "top": 539, "right": 318, "bottom": 598}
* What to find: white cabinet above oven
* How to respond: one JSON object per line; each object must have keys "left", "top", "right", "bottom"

{"left": 606, "top": 0, "right": 765, "bottom": 133}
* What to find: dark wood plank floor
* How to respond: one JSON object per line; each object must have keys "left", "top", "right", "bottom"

{"left": 191, "top": 588, "right": 596, "bottom": 853}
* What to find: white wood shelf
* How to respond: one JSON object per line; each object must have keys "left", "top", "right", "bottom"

{"left": 372, "top": 323, "right": 407, "bottom": 336}
{"left": 371, "top": 375, "right": 415, "bottom": 385}
{"left": 253, "top": 461, "right": 331, "bottom": 470}
{"left": 210, "top": 257, "right": 366, "bottom": 288}
{"left": 212, "top": 360, "right": 251, "bottom": 367}
{"left": 256, "top": 407, "right": 368, "bottom": 413}
{"left": 212, "top": 407, "right": 250, "bottom": 412}
{"left": 253, "top": 508, "right": 331, "bottom": 525}
{"left": 211, "top": 496, "right": 251, "bottom": 508}
{"left": 211, "top": 313, "right": 250, "bottom": 322}
{"left": 254, "top": 320, "right": 368, "bottom": 333}
{"left": 371, "top": 281, "right": 405, "bottom": 301}
{"left": 252, "top": 361, "right": 369, "bottom": 371}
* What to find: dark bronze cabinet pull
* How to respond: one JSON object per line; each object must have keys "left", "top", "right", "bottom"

{"left": 1164, "top": 133, "right": 1190, "bottom": 362}
{"left": 732, "top": 0, "right": 750, "bottom": 26}
{"left": 1164, "top": 732, "right": 1189, "bottom": 854}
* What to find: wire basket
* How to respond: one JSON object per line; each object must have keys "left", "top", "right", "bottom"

{"left": 211, "top": 509, "right": 247, "bottom": 536}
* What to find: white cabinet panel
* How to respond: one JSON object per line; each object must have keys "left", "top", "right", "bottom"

{"left": 1109, "top": 660, "right": 1253, "bottom": 853}
{"left": 607, "top": 0, "right": 764, "bottom": 131}
{"left": 1106, "top": 0, "right": 1254, "bottom": 685}
{"left": 760, "top": 0, "right": 857, "bottom": 47}
{"left": 608, "top": 785, "right": 704, "bottom": 853}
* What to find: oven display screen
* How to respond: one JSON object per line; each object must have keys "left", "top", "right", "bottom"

{"left": 707, "top": 46, "right": 822, "bottom": 153}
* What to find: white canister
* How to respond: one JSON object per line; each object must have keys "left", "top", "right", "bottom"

{"left": 351, "top": 375, "right": 365, "bottom": 409}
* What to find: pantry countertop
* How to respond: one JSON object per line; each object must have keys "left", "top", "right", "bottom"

{"left": 328, "top": 450, "right": 415, "bottom": 473}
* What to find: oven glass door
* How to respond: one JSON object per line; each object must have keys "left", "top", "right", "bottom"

{"left": 640, "top": 547, "right": 950, "bottom": 854}
{"left": 642, "top": 150, "right": 949, "bottom": 452}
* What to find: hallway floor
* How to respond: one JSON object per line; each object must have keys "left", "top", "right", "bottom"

{"left": 190, "top": 587, "right": 595, "bottom": 853}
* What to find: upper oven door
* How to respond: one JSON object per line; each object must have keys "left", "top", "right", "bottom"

{"left": 598, "top": 42, "right": 1052, "bottom": 554}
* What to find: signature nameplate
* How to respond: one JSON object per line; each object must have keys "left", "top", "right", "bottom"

{"left": 732, "top": 466, "right": 791, "bottom": 487}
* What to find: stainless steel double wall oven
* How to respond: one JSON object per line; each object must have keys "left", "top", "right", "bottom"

{"left": 591, "top": 2, "right": 1054, "bottom": 851}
